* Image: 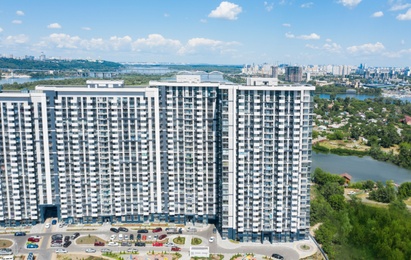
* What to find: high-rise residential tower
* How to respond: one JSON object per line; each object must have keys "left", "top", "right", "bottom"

{"left": 0, "top": 74, "right": 314, "bottom": 243}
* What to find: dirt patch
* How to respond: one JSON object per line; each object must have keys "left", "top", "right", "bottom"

{"left": 75, "top": 235, "right": 105, "bottom": 245}
{"left": 0, "top": 239, "right": 13, "bottom": 248}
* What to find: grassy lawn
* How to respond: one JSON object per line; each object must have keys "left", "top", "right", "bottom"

{"left": 0, "top": 240, "right": 12, "bottom": 248}
{"left": 319, "top": 139, "right": 399, "bottom": 154}
{"left": 76, "top": 235, "right": 106, "bottom": 244}
{"left": 173, "top": 236, "right": 185, "bottom": 245}
{"left": 191, "top": 237, "right": 202, "bottom": 245}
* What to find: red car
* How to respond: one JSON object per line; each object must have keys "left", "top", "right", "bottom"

{"left": 152, "top": 242, "right": 163, "bottom": 247}
{"left": 28, "top": 237, "right": 40, "bottom": 242}
{"left": 94, "top": 241, "right": 105, "bottom": 246}
{"left": 158, "top": 234, "right": 167, "bottom": 240}
{"left": 152, "top": 227, "right": 162, "bottom": 233}
{"left": 171, "top": 246, "right": 181, "bottom": 251}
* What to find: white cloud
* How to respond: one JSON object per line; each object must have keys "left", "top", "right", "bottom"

{"left": 3, "top": 34, "right": 29, "bottom": 44}
{"left": 0, "top": 27, "right": 3, "bottom": 33}
{"left": 323, "top": 43, "right": 342, "bottom": 53}
{"left": 372, "top": 11, "right": 384, "bottom": 17}
{"left": 389, "top": 3, "right": 411, "bottom": 11}
{"left": 109, "top": 36, "right": 133, "bottom": 51}
{"left": 285, "top": 32, "right": 295, "bottom": 38}
{"left": 208, "top": 1, "right": 242, "bottom": 20}
{"left": 338, "top": 0, "right": 361, "bottom": 8}
{"left": 397, "top": 8, "right": 411, "bottom": 20}
{"left": 286, "top": 32, "right": 320, "bottom": 40}
{"left": 12, "top": 20, "right": 22, "bottom": 24}
{"left": 45, "top": 33, "right": 81, "bottom": 49}
{"left": 301, "top": 2, "right": 313, "bottom": 8}
{"left": 132, "top": 34, "right": 182, "bottom": 52}
{"left": 264, "top": 2, "right": 274, "bottom": 12}
{"left": 347, "top": 42, "right": 385, "bottom": 54}
{"left": 16, "top": 10, "right": 24, "bottom": 16}
{"left": 82, "top": 27, "right": 91, "bottom": 31}
{"left": 326, "top": 38, "right": 332, "bottom": 42}
{"left": 282, "top": 23, "right": 291, "bottom": 27}
{"left": 47, "top": 23, "right": 62, "bottom": 29}
{"left": 383, "top": 48, "right": 411, "bottom": 58}
{"left": 178, "top": 37, "right": 239, "bottom": 55}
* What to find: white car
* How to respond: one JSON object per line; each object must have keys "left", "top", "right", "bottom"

{"left": 45, "top": 223, "right": 50, "bottom": 228}
{"left": 55, "top": 248, "right": 67, "bottom": 253}
{"left": 118, "top": 234, "right": 124, "bottom": 241}
{"left": 108, "top": 242, "right": 119, "bottom": 247}
{"left": 110, "top": 235, "right": 116, "bottom": 240}
{"left": 85, "top": 248, "right": 96, "bottom": 253}
{"left": 209, "top": 237, "right": 215, "bottom": 243}
{"left": 29, "top": 235, "right": 41, "bottom": 239}
{"left": 165, "top": 242, "right": 175, "bottom": 247}
{"left": 124, "top": 234, "right": 129, "bottom": 240}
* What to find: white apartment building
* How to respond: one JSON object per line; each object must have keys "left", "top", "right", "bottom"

{"left": 0, "top": 75, "right": 314, "bottom": 243}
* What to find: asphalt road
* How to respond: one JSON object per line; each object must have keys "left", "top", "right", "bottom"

{"left": 4, "top": 223, "right": 300, "bottom": 260}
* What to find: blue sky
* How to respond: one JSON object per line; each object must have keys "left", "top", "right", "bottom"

{"left": 1, "top": 0, "right": 411, "bottom": 67}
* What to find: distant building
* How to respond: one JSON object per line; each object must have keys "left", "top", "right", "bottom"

{"left": 285, "top": 66, "right": 302, "bottom": 82}
{"left": 340, "top": 173, "right": 352, "bottom": 184}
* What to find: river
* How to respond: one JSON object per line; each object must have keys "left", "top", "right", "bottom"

{"left": 317, "top": 93, "right": 411, "bottom": 102}
{"left": 312, "top": 152, "right": 411, "bottom": 184}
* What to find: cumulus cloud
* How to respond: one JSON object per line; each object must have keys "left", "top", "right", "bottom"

{"left": 347, "top": 42, "right": 385, "bottom": 54}
{"left": 208, "top": 1, "right": 242, "bottom": 20}
{"left": 16, "top": 10, "right": 24, "bottom": 16}
{"left": 45, "top": 33, "right": 81, "bottom": 49}
{"left": 301, "top": 2, "right": 313, "bottom": 8}
{"left": 4, "top": 34, "right": 29, "bottom": 44}
{"left": 12, "top": 20, "right": 22, "bottom": 24}
{"left": 397, "top": 8, "right": 411, "bottom": 20}
{"left": 109, "top": 36, "right": 133, "bottom": 51}
{"left": 47, "top": 23, "right": 62, "bottom": 29}
{"left": 82, "top": 27, "right": 91, "bottom": 31}
{"left": 383, "top": 48, "right": 411, "bottom": 58}
{"left": 389, "top": 3, "right": 411, "bottom": 11}
{"left": 264, "top": 2, "right": 274, "bottom": 12}
{"left": 178, "top": 37, "right": 239, "bottom": 55}
{"left": 132, "top": 34, "right": 182, "bottom": 53}
{"left": 372, "top": 11, "right": 384, "bottom": 17}
{"left": 338, "top": 0, "right": 361, "bottom": 8}
{"left": 323, "top": 43, "right": 342, "bottom": 53}
{"left": 282, "top": 23, "right": 291, "bottom": 27}
{"left": 286, "top": 32, "right": 320, "bottom": 40}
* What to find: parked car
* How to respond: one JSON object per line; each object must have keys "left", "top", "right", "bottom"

{"left": 127, "top": 248, "right": 138, "bottom": 252}
{"left": 28, "top": 237, "right": 40, "bottom": 242}
{"left": 29, "top": 235, "right": 41, "bottom": 239}
{"left": 14, "top": 232, "right": 26, "bottom": 236}
{"left": 101, "top": 248, "right": 112, "bottom": 253}
{"left": 135, "top": 242, "right": 146, "bottom": 247}
{"left": 64, "top": 236, "right": 70, "bottom": 242}
{"left": 130, "top": 234, "right": 134, "bottom": 240}
{"left": 85, "top": 248, "right": 96, "bottom": 253}
{"left": 171, "top": 246, "right": 181, "bottom": 252}
{"left": 137, "top": 229, "right": 148, "bottom": 233}
{"left": 52, "top": 234, "right": 63, "bottom": 240}
{"left": 55, "top": 248, "right": 67, "bottom": 253}
{"left": 52, "top": 219, "right": 57, "bottom": 225}
{"left": 63, "top": 241, "right": 72, "bottom": 248}
{"left": 52, "top": 239, "right": 62, "bottom": 244}
{"left": 110, "top": 228, "right": 119, "bottom": 233}
{"left": 110, "top": 235, "right": 116, "bottom": 240}
{"left": 94, "top": 241, "right": 105, "bottom": 246}
{"left": 26, "top": 244, "right": 39, "bottom": 249}
{"left": 158, "top": 234, "right": 167, "bottom": 240}
{"left": 108, "top": 242, "right": 119, "bottom": 246}
{"left": 121, "top": 242, "right": 131, "bottom": 247}
{"left": 152, "top": 242, "right": 163, "bottom": 247}
{"left": 165, "top": 242, "right": 175, "bottom": 247}
{"left": 152, "top": 227, "right": 162, "bottom": 233}
{"left": 71, "top": 232, "right": 80, "bottom": 239}
{"left": 118, "top": 234, "right": 124, "bottom": 241}
{"left": 118, "top": 227, "right": 129, "bottom": 232}
{"left": 27, "top": 252, "right": 34, "bottom": 260}
{"left": 124, "top": 234, "right": 129, "bottom": 240}
{"left": 137, "top": 234, "right": 141, "bottom": 240}
{"left": 209, "top": 237, "right": 215, "bottom": 243}
{"left": 51, "top": 242, "right": 62, "bottom": 247}
{"left": 272, "top": 254, "right": 284, "bottom": 260}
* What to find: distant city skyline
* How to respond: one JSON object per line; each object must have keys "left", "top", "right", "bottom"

{"left": 1, "top": 1, "right": 411, "bottom": 66}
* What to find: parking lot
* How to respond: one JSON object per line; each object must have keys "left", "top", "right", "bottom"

{"left": 0, "top": 221, "right": 317, "bottom": 260}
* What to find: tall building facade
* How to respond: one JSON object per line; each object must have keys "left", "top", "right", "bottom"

{"left": 285, "top": 66, "right": 303, "bottom": 83}
{"left": 0, "top": 75, "right": 314, "bottom": 243}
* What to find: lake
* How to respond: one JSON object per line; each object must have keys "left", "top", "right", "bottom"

{"left": 312, "top": 152, "right": 411, "bottom": 184}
